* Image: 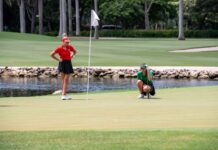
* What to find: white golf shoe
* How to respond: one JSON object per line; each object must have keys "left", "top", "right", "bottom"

{"left": 66, "top": 95, "right": 72, "bottom": 100}
{"left": 61, "top": 95, "right": 67, "bottom": 100}
{"left": 138, "top": 94, "right": 145, "bottom": 99}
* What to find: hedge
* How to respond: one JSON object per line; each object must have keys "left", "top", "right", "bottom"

{"left": 80, "top": 30, "right": 218, "bottom": 38}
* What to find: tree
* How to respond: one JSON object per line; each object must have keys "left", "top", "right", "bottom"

{"left": 183, "top": 0, "right": 196, "bottom": 30}
{"left": 144, "top": 0, "right": 154, "bottom": 30}
{"left": 99, "top": 0, "right": 143, "bottom": 29}
{"left": 59, "top": 0, "right": 63, "bottom": 35}
{"left": 148, "top": 0, "right": 177, "bottom": 30}
{"left": 0, "top": 0, "right": 3, "bottom": 31}
{"left": 178, "top": 0, "right": 185, "bottom": 40}
{"left": 59, "top": 0, "right": 67, "bottom": 36}
{"left": 68, "top": 0, "right": 72, "bottom": 35}
{"left": 193, "top": 0, "right": 218, "bottom": 29}
{"left": 17, "top": 0, "right": 26, "bottom": 33}
{"left": 62, "top": 0, "right": 67, "bottom": 34}
{"left": 26, "top": 0, "right": 37, "bottom": 33}
{"left": 75, "top": 0, "right": 80, "bottom": 35}
{"left": 38, "top": 0, "right": 43, "bottom": 34}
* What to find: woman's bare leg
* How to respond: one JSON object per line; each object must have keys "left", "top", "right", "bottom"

{"left": 137, "top": 80, "right": 144, "bottom": 94}
{"left": 62, "top": 74, "right": 70, "bottom": 96}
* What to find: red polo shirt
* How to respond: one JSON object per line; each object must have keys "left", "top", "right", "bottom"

{"left": 54, "top": 45, "right": 75, "bottom": 60}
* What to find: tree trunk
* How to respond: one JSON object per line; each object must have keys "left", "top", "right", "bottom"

{"left": 94, "top": 0, "right": 99, "bottom": 39}
{"left": 62, "top": 0, "right": 67, "bottom": 34}
{"left": 59, "top": 0, "right": 63, "bottom": 36}
{"left": 75, "top": 0, "right": 80, "bottom": 36}
{"left": 0, "top": 0, "right": 3, "bottom": 31}
{"left": 19, "top": 0, "right": 26, "bottom": 33}
{"left": 38, "top": 0, "right": 43, "bottom": 34}
{"left": 144, "top": 1, "right": 150, "bottom": 30}
{"left": 30, "top": 7, "right": 37, "bottom": 33}
{"left": 178, "top": 0, "right": 185, "bottom": 40}
{"left": 68, "top": 0, "right": 72, "bottom": 35}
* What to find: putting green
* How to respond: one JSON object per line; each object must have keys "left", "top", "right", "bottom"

{"left": 0, "top": 86, "right": 218, "bottom": 131}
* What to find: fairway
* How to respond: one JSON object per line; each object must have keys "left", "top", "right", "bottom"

{"left": 0, "top": 32, "right": 218, "bottom": 66}
{"left": 0, "top": 86, "right": 218, "bottom": 131}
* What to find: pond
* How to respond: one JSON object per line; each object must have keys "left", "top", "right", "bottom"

{"left": 0, "top": 77, "right": 218, "bottom": 97}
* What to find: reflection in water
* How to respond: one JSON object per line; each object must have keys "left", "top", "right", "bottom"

{"left": 0, "top": 77, "right": 218, "bottom": 97}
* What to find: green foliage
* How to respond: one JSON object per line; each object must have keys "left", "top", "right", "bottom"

{"left": 81, "top": 29, "right": 218, "bottom": 38}
{"left": 184, "top": 0, "right": 218, "bottom": 30}
{"left": 99, "top": 0, "right": 144, "bottom": 28}
{"left": 185, "top": 30, "right": 218, "bottom": 38}
{"left": 3, "top": 0, "right": 218, "bottom": 33}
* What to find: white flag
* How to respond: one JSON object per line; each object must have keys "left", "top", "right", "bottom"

{"left": 91, "top": 10, "right": 100, "bottom": 27}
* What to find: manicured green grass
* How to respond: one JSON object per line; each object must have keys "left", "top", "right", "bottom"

{"left": 0, "top": 86, "right": 218, "bottom": 131}
{"left": 0, "top": 32, "right": 218, "bottom": 66}
{"left": 0, "top": 130, "right": 218, "bottom": 150}
{"left": 0, "top": 86, "right": 218, "bottom": 149}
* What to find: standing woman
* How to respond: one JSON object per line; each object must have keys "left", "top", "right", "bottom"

{"left": 50, "top": 36, "right": 77, "bottom": 100}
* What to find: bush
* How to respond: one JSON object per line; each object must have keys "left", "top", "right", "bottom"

{"left": 44, "top": 32, "right": 58, "bottom": 37}
{"left": 80, "top": 30, "right": 218, "bottom": 38}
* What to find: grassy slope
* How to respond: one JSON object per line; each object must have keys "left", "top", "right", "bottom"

{"left": 0, "top": 32, "right": 218, "bottom": 66}
{"left": 0, "top": 86, "right": 218, "bottom": 131}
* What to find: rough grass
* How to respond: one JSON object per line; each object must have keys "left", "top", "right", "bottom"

{"left": 0, "top": 130, "right": 218, "bottom": 150}
{"left": 0, "top": 32, "right": 218, "bottom": 66}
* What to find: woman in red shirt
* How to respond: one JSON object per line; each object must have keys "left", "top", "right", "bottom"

{"left": 50, "top": 37, "right": 77, "bottom": 100}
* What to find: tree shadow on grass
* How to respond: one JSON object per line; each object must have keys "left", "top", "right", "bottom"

{"left": 68, "top": 98, "right": 93, "bottom": 101}
{"left": 0, "top": 105, "right": 17, "bottom": 107}
{"left": 142, "top": 97, "right": 161, "bottom": 100}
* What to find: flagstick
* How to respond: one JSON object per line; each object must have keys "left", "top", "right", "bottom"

{"left": 86, "top": 26, "right": 92, "bottom": 101}
{"left": 147, "top": 68, "right": 150, "bottom": 99}
{"left": 86, "top": 10, "right": 99, "bottom": 101}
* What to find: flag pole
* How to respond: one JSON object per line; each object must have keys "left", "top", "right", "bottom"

{"left": 86, "top": 20, "right": 93, "bottom": 101}
{"left": 86, "top": 10, "right": 100, "bottom": 101}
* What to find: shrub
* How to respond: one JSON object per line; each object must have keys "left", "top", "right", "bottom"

{"left": 80, "top": 30, "right": 218, "bottom": 38}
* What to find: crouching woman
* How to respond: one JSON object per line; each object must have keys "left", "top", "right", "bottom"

{"left": 137, "top": 64, "right": 155, "bottom": 99}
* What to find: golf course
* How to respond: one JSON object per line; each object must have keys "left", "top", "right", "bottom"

{"left": 0, "top": 32, "right": 218, "bottom": 66}
{"left": 0, "top": 32, "right": 218, "bottom": 150}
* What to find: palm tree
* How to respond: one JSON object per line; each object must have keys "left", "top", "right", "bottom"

{"left": 0, "top": 0, "right": 3, "bottom": 31}
{"left": 75, "top": 0, "right": 80, "bottom": 35}
{"left": 16, "top": 0, "right": 26, "bottom": 33}
{"left": 17, "top": 0, "right": 26, "bottom": 33}
{"left": 59, "top": 0, "right": 67, "bottom": 36}
{"left": 59, "top": 0, "right": 63, "bottom": 35}
{"left": 178, "top": 0, "right": 185, "bottom": 40}
{"left": 94, "top": 0, "right": 98, "bottom": 39}
{"left": 68, "top": 0, "right": 72, "bottom": 35}
{"left": 62, "top": 0, "right": 67, "bottom": 34}
{"left": 38, "top": 0, "right": 43, "bottom": 34}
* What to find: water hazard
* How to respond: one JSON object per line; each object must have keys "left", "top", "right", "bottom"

{"left": 0, "top": 77, "right": 218, "bottom": 97}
